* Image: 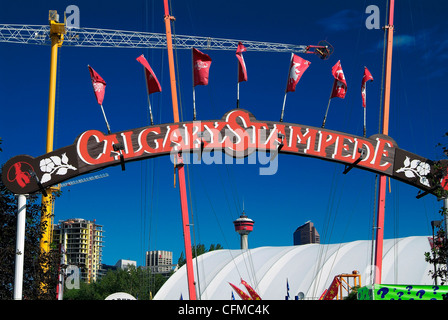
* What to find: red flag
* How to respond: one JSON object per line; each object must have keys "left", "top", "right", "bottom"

{"left": 192, "top": 48, "right": 212, "bottom": 86}
{"left": 361, "top": 66, "right": 374, "bottom": 108}
{"left": 88, "top": 65, "right": 106, "bottom": 105}
{"left": 241, "top": 279, "right": 262, "bottom": 300}
{"left": 286, "top": 54, "right": 311, "bottom": 93}
{"left": 322, "top": 277, "right": 341, "bottom": 300}
{"left": 330, "top": 60, "right": 347, "bottom": 99}
{"left": 236, "top": 42, "right": 247, "bottom": 83}
{"left": 136, "top": 54, "right": 162, "bottom": 94}
{"left": 229, "top": 282, "right": 251, "bottom": 300}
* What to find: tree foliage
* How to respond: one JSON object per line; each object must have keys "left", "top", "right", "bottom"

{"left": 0, "top": 166, "right": 61, "bottom": 299}
{"left": 424, "top": 135, "right": 448, "bottom": 285}
{"left": 177, "top": 243, "right": 223, "bottom": 268}
{"left": 63, "top": 265, "right": 168, "bottom": 300}
{"left": 424, "top": 207, "right": 447, "bottom": 285}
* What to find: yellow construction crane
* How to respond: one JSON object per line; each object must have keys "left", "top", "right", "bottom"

{"left": 39, "top": 11, "right": 66, "bottom": 293}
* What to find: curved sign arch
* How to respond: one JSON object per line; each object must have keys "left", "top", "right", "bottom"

{"left": 2, "top": 108, "right": 447, "bottom": 196}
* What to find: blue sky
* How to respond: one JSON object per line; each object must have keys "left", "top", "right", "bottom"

{"left": 1, "top": 0, "right": 447, "bottom": 267}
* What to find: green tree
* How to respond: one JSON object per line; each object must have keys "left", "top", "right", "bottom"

{"left": 0, "top": 167, "right": 61, "bottom": 299}
{"left": 63, "top": 265, "right": 169, "bottom": 300}
{"left": 424, "top": 135, "right": 448, "bottom": 285}
{"left": 177, "top": 243, "right": 223, "bottom": 268}
{"left": 424, "top": 208, "right": 447, "bottom": 285}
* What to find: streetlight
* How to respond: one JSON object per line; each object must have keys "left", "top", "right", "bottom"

{"left": 431, "top": 220, "right": 442, "bottom": 286}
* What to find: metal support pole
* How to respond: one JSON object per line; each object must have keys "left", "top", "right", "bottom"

{"left": 374, "top": 0, "right": 394, "bottom": 285}
{"left": 14, "top": 194, "right": 27, "bottom": 300}
{"left": 163, "top": 0, "right": 196, "bottom": 300}
{"left": 443, "top": 198, "right": 448, "bottom": 275}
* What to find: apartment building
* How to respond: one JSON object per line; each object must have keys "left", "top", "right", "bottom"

{"left": 53, "top": 218, "right": 104, "bottom": 283}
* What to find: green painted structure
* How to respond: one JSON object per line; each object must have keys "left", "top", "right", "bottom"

{"left": 358, "top": 284, "right": 448, "bottom": 300}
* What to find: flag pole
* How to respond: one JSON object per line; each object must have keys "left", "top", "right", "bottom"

{"left": 363, "top": 106, "right": 366, "bottom": 137}
{"left": 237, "top": 54, "right": 240, "bottom": 108}
{"left": 147, "top": 96, "right": 155, "bottom": 126}
{"left": 100, "top": 104, "right": 112, "bottom": 134}
{"left": 100, "top": 105, "right": 125, "bottom": 171}
{"left": 192, "top": 49, "right": 197, "bottom": 120}
{"left": 280, "top": 92, "right": 287, "bottom": 122}
{"left": 193, "top": 86, "right": 197, "bottom": 120}
{"left": 237, "top": 82, "right": 240, "bottom": 108}
{"left": 13, "top": 194, "right": 27, "bottom": 300}
{"left": 321, "top": 82, "right": 334, "bottom": 128}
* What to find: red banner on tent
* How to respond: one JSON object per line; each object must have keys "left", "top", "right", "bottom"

{"left": 192, "top": 48, "right": 212, "bottom": 86}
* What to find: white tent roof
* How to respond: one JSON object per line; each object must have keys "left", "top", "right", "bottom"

{"left": 154, "top": 236, "right": 434, "bottom": 300}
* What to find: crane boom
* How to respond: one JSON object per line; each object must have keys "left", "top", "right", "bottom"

{"left": 0, "top": 24, "right": 331, "bottom": 57}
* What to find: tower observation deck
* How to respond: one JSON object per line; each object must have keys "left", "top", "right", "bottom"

{"left": 233, "top": 212, "right": 254, "bottom": 250}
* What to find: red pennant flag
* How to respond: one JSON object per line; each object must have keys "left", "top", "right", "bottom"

{"left": 241, "top": 279, "right": 262, "bottom": 300}
{"left": 330, "top": 60, "right": 347, "bottom": 99}
{"left": 361, "top": 67, "right": 373, "bottom": 108}
{"left": 192, "top": 48, "right": 212, "bottom": 86}
{"left": 322, "top": 277, "right": 341, "bottom": 300}
{"left": 286, "top": 54, "right": 311, "bottom": 93}
{"left": 136, "top": 54, "right": 162, "bottom": 95}
{"left": 229, "top": 282, "right": 251, "bottom": 300}
{"left": 236, "top": 42, "right": 248, "bottom": 83}
{"left": 88, "top": 65, "right": 106, "bottom": 105}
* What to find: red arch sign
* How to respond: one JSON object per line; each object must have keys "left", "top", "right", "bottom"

{"left": 2, "top": 109, "right": 447, "bottom": 197}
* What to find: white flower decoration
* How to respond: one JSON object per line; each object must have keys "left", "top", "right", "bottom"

{"left": 396, "top": 156, "right": 431, "bottom": 187}
{"left": 39, "top": 153, "right": 77, "bottom": 184}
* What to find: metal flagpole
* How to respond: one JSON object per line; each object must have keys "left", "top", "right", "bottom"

{"left": 99, "top": 103, "right": 125, "bottom": 170}
{"left": 280, "top": 93, "right": 287, "bottom": 122}
{"left": 147, "top": 96, "right": 155, "bottom": 125}
{"left": 13, "top": 194, "right": 27, "bottom": 300}
{"left": 192, "top": 49, "right": 197, "bottom": 120}
{"left": 237, "top": 82, "right": 240, "bottom": 108}
{"left": 193, "top": 86, "right": 197, "bottom": 120}
{"left": 100, "top": 104, "right": 112, "bottom": 134}
{"left": 321, "top": 84, "right": 334, "bottom": 128}
{"left": 363, "top": 106, "right": 367, "bottom": 137}
{"left": 444, "top": 198, "right": 448, "bottom": 274}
